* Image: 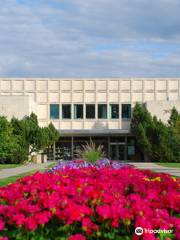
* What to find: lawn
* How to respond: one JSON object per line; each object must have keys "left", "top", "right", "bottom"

{"left": 156, "top": 162, "right": 180, "bottom": 168}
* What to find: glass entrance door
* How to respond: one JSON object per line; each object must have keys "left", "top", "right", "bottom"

{"left": 110, "top": 144, "right": 125, "bottom": 160}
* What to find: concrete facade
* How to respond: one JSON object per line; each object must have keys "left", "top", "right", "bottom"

{"left": 0, "top": 78, "right": 180, "bottom": 130}
{"left": 0, "top": 78, "right": 180, "bottom": 161}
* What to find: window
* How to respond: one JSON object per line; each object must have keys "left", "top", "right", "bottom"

{"left": 86, "top": 104, "right": 95, "bottom": 119}
{"left": 62, "top": 104, "right": 71, "bottom": 119}
{"left": 122, "top": 104, "right": 131, "bottom": 119}
{"left": 110, "top": 104, "right": 119, "bottom": 119}
{"left": 74, "top": 104, "right": 83, "bottom": 119}
{"left": 98, "top": 104, "right": 107, "bottom": 119}
{"left": 50, "top": 104, "right": 59, "bottom": 119}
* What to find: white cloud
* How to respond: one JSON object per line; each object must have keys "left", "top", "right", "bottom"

{"left": 0, "top": 0, "right": 179, "bottom": 77}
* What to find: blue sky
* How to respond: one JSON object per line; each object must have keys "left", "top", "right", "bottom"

{"left": 0, "top": 0, "right": 180, "bottom": 77}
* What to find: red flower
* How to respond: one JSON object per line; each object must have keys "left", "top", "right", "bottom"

{"left": 0, "top": 218, "right": 4, "bottom": 231}
{"left": 68, "top": 233, "right": 86, "bottom": 240}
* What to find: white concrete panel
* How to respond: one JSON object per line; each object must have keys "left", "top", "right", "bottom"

{"left": 25, "top": 81, "right": 35, "bottom": 91}
{"left": 121, "top": 80, "right": 130, "bottom": 91}
{"left": 97, "top": 92, "right": 107, "bottom": 102}
{"left": 39, "top": 121, "right": 48, "bottom": 127}
{"left": 109, "top": 80, "right": 119, "bottom": 91}
{"left": 121, "top": 92, "right": 131, "bottom": 102}
{"left": 0, "top": 95, "right": 31, "bottom": 120}
{"left": 25, "top": 92, "right": 35, "bottom": 101}
{"left": 1, "top": 80, "right": 11, "bottom": 91}
{"left": 61, "top": 92, "right": 71, "bottom": 102}
{"left": 85, "top": 92, "right": 95, "bottom": 102}
{"left": 97, "top": 80, "right": 107, "bottom": 90}
{"left": 60, "top": 121, "right": 71, "bottom": 129}
{"left": 168, "top": 80, "right": 178, "bottom": 90}
{"left": 12, "top": 93, "right": 23, "bottom": 96}
{"left": 84, "top": 121, "right": 95, "bottom": 129}
{"left": 144, "top": 80, "right": 154, "bottom": 91}
{"left": 121, "top": 120, "right": 131, "bottom": 130}
{"left": 144, "top": 93, "right": 155, "bottom": 101}
{"left": 85, "top": 80, "right": 95, "bottom": 90}
{"left": 49, "top": 92, "right": 59, "bottom": 102}
{"left": 168, "top": 92, "right": 178, "bottom": 100}
{"left": 132, "top": 80, "right": 143, "bottom": 91}
{"left": 61, "top": 80, "right": 71, "bottom": 90}
{"left": 12, "top": 80, "right": 23, "bottom": 91}
{"left": 72, "top": 121, "right": 84, "bottom": 129}
{"left": 72, "top": 80, "right": 83, "bottom": 90}
{"left": 156, "top": 92, "right": 167, "bottom": 100}
{"left": 73, "top": 92, "right": 83, "bottom": 102}
{"left": 146, "top": 101, "right": 180, "bottom": 123}
{"left": 109, "top": 121, "right": 119, "bottom": 129}
{"left": 36, "top": 92, "right": 48, "bottom": 103}
{"left": 36, "top": 80, "right": 47, "bottom": 91}
{"left": 37, "top": 105, "right": 47, "bottom": 119}
{"left": 109, "top": 92, "right": 119, "bottom": 102}
{"left": 132, "top": 92, "right": 143, "bottom": 102}
{"left": 48, "top": 80, "right": 59, "bottom": 91}
{"left": 156, "top": 80, "right": 166, "bottom": 90}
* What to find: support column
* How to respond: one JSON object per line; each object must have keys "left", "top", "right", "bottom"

{"left": 71, "top": 136, "right": 74, "bottom": 160}
{"left": 108, "top": 136, "right": 110, "bottom": 159}
{"left": 53, "top": 143, "right": 56, "bottom": 161}
{"left": 125, "top": 136, "right": 127, "bottom": 161}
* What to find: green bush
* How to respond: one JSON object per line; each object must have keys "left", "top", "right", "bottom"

{"left": 0, "top": 113, "right": 60, "bottom": 164}
{"left": 131, "top": 103, "right": 180, "bottom": 162}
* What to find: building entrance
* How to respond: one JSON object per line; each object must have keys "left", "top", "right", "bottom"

{"left": 110, "top": 144, "right": 126, "bottom": 161}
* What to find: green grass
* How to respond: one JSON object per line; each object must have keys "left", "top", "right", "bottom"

{"left": 0, "top": 164, "right": 22, "bottom": 170}
{"left": 156, "top": 163, "right": 180, "bottom": 168}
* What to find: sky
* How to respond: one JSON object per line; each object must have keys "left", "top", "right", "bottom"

{"left": 0, "top": 0, "right": 180, "bottom": 77}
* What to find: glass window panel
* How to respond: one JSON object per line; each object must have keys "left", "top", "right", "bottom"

{"left": 50, "top": 104, "right": 59, "bottom": 119}
{"left": 86, "top": 104, "right": 95, "bottom": 119}
{"left": 122, "top": 104, "right": 131, "bottom": 119}
{"left": 98, "top": 104, "right": 107, "bottom": 119}
{"left": 74, "top": 104, "right": 83, "bottom": 119}
{"left": 110, "top": 104, "right": 119, "bottom": 119}
{"left": 62, "top": 104, "right": 71, "bottom": 119}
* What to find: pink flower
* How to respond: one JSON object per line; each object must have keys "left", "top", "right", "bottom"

{"left": 0, "top": 218, "right": 4, "bottom": 231}
{"left": 24, "top": 216, "right": 37, "bottom": 231}
{"left": 68, "top": 234, "right": 86, "bottom": 240}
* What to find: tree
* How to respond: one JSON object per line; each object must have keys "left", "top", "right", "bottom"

{"left": 131, "top": 103, "right": 180, "bottom": 162}
{"left": 131, "top": 103, "right": 153, "bottom": 161}
{"left": 0, "top": 117, "right": 23, "bottom": 163}
{"left": 11, "top": 113, "right": 60, "bottom": 157}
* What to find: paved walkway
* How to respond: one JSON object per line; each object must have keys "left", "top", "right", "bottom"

{"left": 129, "top": 162, "right": 180, "bottom": 177}
{"left": 0, "top": 161, "right": 55, "bottom": 179}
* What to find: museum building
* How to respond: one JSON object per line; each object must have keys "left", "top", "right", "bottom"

{"left": 0, "top": 78, "right": 180, "bottom": 161}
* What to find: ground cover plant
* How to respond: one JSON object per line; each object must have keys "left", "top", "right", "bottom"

{"left": 0, "top": 161, "right": 179, "bottom": 240}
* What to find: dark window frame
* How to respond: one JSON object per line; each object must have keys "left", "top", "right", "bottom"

{"left": 50, "top": 104, "right": 59, "bottom": 119}
{"left": 121, "top": 104, "right": 131, "bottom": 119}
{"left": 62, "top": 104, "right": 71, "bottom": 119}
{"left": 74, "top": 104, "right": 83, "bottom": 119}
{"left": 110, "top": 104, "right": 119, "bottom": 119}
{"left": 86, "top": 104, "right": 95, "bottom": 119}
{"left": 98, "top": 104, "right": 107, "bottom": 119}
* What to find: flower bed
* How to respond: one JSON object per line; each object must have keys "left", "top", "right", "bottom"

{"left": 0, "top": 164, "right": 179, "bottom": 240}
{"left": 48, "top": 158, "right": 131, "bottom": 172}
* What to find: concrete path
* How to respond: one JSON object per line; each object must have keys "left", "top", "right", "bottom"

{"left": 0, "top": 161, "right": 55, "bottom": 179}
{"left": 129, "top": 162, "right": 180, "bottom": 177}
